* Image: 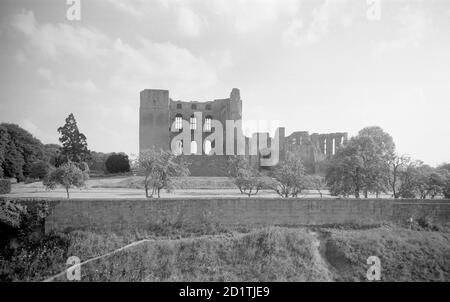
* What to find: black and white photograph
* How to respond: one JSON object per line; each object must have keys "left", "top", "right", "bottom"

{"left": 0, "top": 0, "right": 449, "bottom": 289}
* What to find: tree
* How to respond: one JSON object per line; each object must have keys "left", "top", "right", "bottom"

{"left": 437, "top": 163, "right": 450, "bottom": 199}
{"left": 271, "top": 152, "right": 307, "bottom": 198}
{"left": 88, "top": 151, "right": 110, "bottom": 173}
{"left": 438, "top": 163, "right": 450, "bottom": 173}
{"left": 397, "top": 161, "right": 421, "bottom": 198}
{"left": 29, "top": 160, "right": 50, "bottom": 180}
{"left": 44, "top": 161, "right": 89, "bottom": 199}
{"left": 325, "top": 126, "right": 393, "bottom": 198}
{"left": 440, "top": 171, "right": 450, "bottom": 199}
{"left": 105, "top": 153, "right": 131, "bottom": 174}
{"left": 0, "top": 123, "right": 45, "bottom": 180}
{"left": 138, "top": 148, "right": 190, "bottom": 198}
{"left": 0, "top": 125, "right": 8, "bottom": 178}
{"left": 396, "top": 162, "right": 446, "bottom": 199}
{"left": 325, "top": 140, "right": 364, "bottom": 198}
{"left": 426, "top": 169, "right": 447, "bottom": 199}
{"left": 307, "top": 175, "right": 326, "bottom": 198}
{"left": 57, "top": 114, "right": 90, "bottom": 163}
{"left": 228, "top": 156, "right": 263, "bottom": 197}
{"left": 414, "top": 165, "right": 446, "bottom": 199}
{"left": 3, "top": 140, "right": 25, "bottom": 181}
{"left": 43, "top": 144, "right": 62, "bottom": 167}
{"left": 388, "top": 154, "right": 410, "bottom": 198}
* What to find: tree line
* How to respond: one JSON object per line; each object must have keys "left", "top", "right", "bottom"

{"left": 228, "top": 126, "right": 450, "bottom": 199}
{"left": 0, "top": 114, "right": 131, "bottom": 197}
{"left": 1, "top": 118, "right": 449, "bottom": 200}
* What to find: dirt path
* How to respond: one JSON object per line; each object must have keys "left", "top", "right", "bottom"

{"left": 308, "top": 229, "right": 337, "bottom": 282}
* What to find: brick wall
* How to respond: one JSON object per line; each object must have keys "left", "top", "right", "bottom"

{"left": 6, "top": 198, "right": 447, "bottom": 233}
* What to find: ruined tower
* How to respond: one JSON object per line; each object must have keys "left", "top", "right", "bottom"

{"left": 138, "top": 88, "right": 347, "bottom": 176}
{"left": 139, "top": 89, "right": 170, "bottom": 152}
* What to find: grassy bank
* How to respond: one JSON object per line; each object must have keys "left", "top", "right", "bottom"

{"left": 1, "top": 223, "right": 449, "bottom": 282}
{"left": 326, "top": 226, "right": 450, "bottom": 282}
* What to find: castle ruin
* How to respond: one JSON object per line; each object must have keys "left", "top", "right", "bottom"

{"left": 139, "top": 88, "right": 347, "bottom": 175}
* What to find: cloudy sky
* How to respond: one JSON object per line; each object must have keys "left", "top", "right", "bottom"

{"left": 0, "top": 0, "right": 449, "bottom": 165}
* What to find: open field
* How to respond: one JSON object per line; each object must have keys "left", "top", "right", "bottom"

{"left": 1, "top": 223, "right": 449, "bottom": 282}
{"left": 2, "top": 175, "right": 390, "bottom": 199}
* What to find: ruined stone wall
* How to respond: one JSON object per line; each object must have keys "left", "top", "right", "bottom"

{"left": 284, "top": 132, "right": 348, "bottom": 174}
{"left": 182, "top": 155, "right": 232, "bottom": 177}
{"left": 139, "top": 88, "right": 348, "bottom": 176}
{"left": 139, "top": 90, "right": 170, "bottom": 151}
{"left": 140, "top": 88, "right": 242, "bottom": 159}
{"left": 6, "top": 198, "right": 447, "bottom": 233}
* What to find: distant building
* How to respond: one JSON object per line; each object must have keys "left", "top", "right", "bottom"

{"left": 139, "top": 88, "right": 347, "bottom": 175}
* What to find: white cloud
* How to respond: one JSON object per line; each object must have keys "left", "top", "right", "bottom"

{"left": 227, "top": 0, "right": 300, "bottom": 33}
{"left": 37, "top": 67, "right": 99, "bottom": 94}
{"left": 373, "top": 6, "right": 428, "bottom": 57}
{"left": 109, "top": 37, "right": 217, "bottom": 96}
{"left": 176, "top": 7, "right": 205, "bottom": 37}
{"left": 20, "top": 119, "right": 56, "bottom": 144}
{"left": 160, "top": 0, "right": 300, "bottom": 34}
{"left": 283, "top": 0, "right": 352, "bottom": 46}
{"left": 105, "top": 0, "right": 143, "bottom": 16}
{"left": 13, "top": 9, "right": 220, "bottom": 96}
{"left": 12, "top": 10, "right": 110, "bottom": 60}
{"left": 13, "top": 50, "right": 27, "bottom": 64}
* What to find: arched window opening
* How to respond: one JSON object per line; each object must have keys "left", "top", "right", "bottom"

{"left": 204, "top": 140, "right": 212, "bottom": 155}
{"left": 332, "top": 138, "right": 336, "bottom": 155}
{"left": 191, "top": 141, "right": 197, "bottom": 155}
{"left": 174, "top": 114, "right": 183, "bottom": 130}
{"left": 190, "top": 115, "right": 197, "bottom": 130}
{"left": 204, "top": 116, "right": 212, "bottom": 132}
{"left": 173, "top": 140, "right": 183, "bottom": 156}
{"left": 323, "top": 139, "right": 327, "bottom": 155}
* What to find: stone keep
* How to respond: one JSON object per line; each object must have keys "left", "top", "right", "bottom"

{"left": 139, "top": 88, "right": 348, "bottom": 175}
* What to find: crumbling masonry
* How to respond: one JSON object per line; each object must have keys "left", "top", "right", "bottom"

{"left": 139, "top": 88, "right": 348, "bottom": 176}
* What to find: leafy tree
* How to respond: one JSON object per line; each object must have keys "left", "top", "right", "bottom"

{"left": 138, "top": 148, "right": 190, "bottom": 198}
{"left": 388, "top": 154, "right": 410, "bottom": 198}
{"left": 426, "top": 169, "right": 447, "bottom": 199}
{"left": 29, "top": 160, "right": 50, "bottom": 180}
{"left": 228, "top": 156, "right": 263, "bottom": 197}
{"left": 438, "top": 163, "right": 450, "bottom": 173}
{"left": 440, "top": 171, "right": 450, "bottom": 199}
{"left": 43, "top": 144, "right": 62, "bottom": 167}
{"left": 358, "top": 126, "right": 395, "bottom": 155}
{"left": 3, "top": 140, "right": 25, "bottom": 181}
{"left": 437, "top": 163, "right": 450, "bottom": 199}
{"left": 44, "top": 161, "right": 89, "bottom": 199}
{"left": 397, "top": 161, "right": 421, "bottom": 198}
{"left": 325, "top": 126, "right": 393, "bottom": 198}
{"left": 271, "top": 152, "right": 307, "bottom": 198}
{"left": 105, "top": 153, "right": 131, "bottom": 174}
{"left": 307, "top": 175, "right": 327, "bottom": 198}
{"left": 88, "top": 151, "right": 110, "bottom": 172}
{"left": 57, "top": 114, "right": 90, "bottom": 163}
{"left": 414, "top": 165, "right": 446, "bottom": 199}
{"left": 325, "top": 140, "right": 363, "bottom": 198}
{"left": 0, "top": 123, "right": 45, "bottom": 179}
{"left": 396, "top": 162, "right": 446, "bottom": 199}
{"left": 0, "top": 125, "right": 8, "bottom": 178}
